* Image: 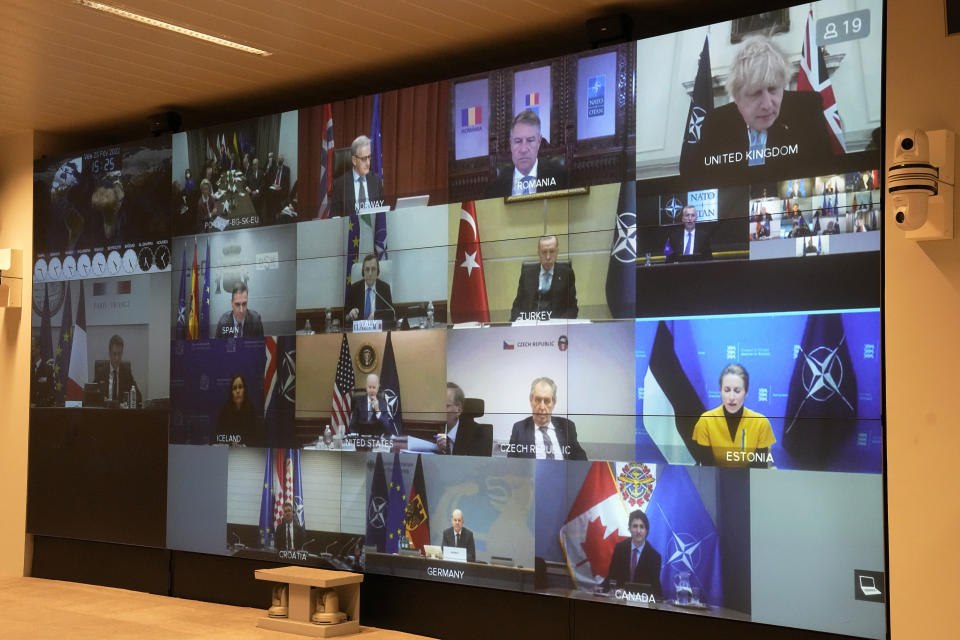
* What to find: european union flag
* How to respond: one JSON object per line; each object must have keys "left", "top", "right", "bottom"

{"left": 385, "top": 452, "right": 407, "bottom": 554}
{"left": 366, "top": 453, "right": 388, "bottom": 552}
{"left": 646, "top": 465, "right": 723, "bottom": 606}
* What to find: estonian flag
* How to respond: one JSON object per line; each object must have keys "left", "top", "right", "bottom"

{"left": 641, "top": 321, "right": 707, "bottom": 465}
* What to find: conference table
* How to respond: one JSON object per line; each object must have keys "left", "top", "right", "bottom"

{"left": 364, "top": 551, "right": 536, "bottom": 592}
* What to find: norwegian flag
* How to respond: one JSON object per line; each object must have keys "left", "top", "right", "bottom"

{"left": 318, "top": 103, "right": 334, "bottom": 219}
{"left": 798, "top": 9, "right": 847, "bottom": 154}
{"left": 258, "top": 448, "right": 304, "bottom": 548}
{"left": 449, "top": 201, "right": 490, "bottom": 323}
{"left": 331, "top": 333, "right": 355, "bottom": 433}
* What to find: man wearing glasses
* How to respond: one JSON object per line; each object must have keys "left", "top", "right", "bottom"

{"left": 331, "top": 135, "right": 385, "bottom": 217}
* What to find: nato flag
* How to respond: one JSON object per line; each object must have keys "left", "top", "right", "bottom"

{"left": 605, "top": 181, "right": 637, "bottom": 318}
{"left": 366, "top": 453, "right": 388, "bottom": 552}
{"left": 782, "top": 313, "right": 858, "bottom": 469}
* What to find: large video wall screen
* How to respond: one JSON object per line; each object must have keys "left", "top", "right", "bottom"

{"left": 28, "top": 1, "right": 885, "bottom": 638}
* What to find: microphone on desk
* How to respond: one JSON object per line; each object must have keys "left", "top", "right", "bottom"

{"left": 373, "top": 288, "right": 398, "bottom": 324}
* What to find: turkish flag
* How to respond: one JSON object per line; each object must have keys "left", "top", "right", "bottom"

{"left": 450, "top": 201, "right": 490, "bottom": 323}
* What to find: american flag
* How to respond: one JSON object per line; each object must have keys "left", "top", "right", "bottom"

{"left": 798, "top": 9, "right": 847, "bottom": 154}
{"left": 331, "top": 333, "right": 354, "bottom": 432}
{"left": 318, "top": 103, "right": 334, "bottom": 219}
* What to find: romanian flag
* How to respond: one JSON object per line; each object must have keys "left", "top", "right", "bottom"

{"left": 461, "top": 106, "right": 482, "bottom": 127}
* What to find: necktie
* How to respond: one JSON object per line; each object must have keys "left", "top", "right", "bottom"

{"left": 455, "top": 532, "right": 460, "bottom": 547}
{"left": 358, "top": 176, "right": 367, "bottom": 208}
{"left": 111, "top": 369, "right": 118, "bottom": 401}
{"left": 748, "top": 129, "right": 766, "bottom": 166}
{"left": 288, "top": 523, "right": 294, "bottom": 550}
{"left": 539, "top": 270, "right": 551, "bottom": 293}
{"left": 539, "top": 426, "right": 555, "bottom": 459}
{"left": 274, "top": 166, "right": 282, "bottom": 186}
{"left": 364, "top": 287, "right": 373, "bottom": 319}
{"left": 684, "top": 231, "right": 692, "bottom": 255}
{"left": 631, "top": 547, "right": 640, "bottom": 581}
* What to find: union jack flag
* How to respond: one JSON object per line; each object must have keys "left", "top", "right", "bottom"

{"left": 798, "top": 9, "right": 847, "bottom": 154}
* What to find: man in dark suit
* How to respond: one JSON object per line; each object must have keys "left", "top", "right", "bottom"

{"left": 349, "top": 373, "right": 398, "bottom": 436}
{"left": 330, "top": 135, "right": 386, "bottom": 217}
{"left": 437, "top": 382, "right": 492, "bottom": 456}
{"left": 601, "top": 509, "right": 662, "bottom": 599}
{"left": 245, "top": 156, "right": 265, "bottom": 218}
{"left": 679, "top": 36, "right": 837, "bottom": 186}
{"left": 274, "top": 502, "right": 306, "bottom": 552}
{"left": 265, "top": 152, "right": 291, "bottom": 221}
{"left": 92, "top": 334, "right": 141, "bottom": 407}
{"left": 441, "top": 509, "right": 476, "bottom": 562}
{"left": 506, "top": 377, "right": 586, "bottom": 460}
{"left": 345, "top": 253, "right": 394, "bottom": 324}
{"left": 510, "top": 235, "right": 578, "bottom": 321}
{"left": 487, "top": 110, "right": 568, "bottom": 198}
{"left": 215, "top": 282, "right": 265, "bottom": 338}
{"left": 665, "top": 205, "right": 712, "bottom": 261}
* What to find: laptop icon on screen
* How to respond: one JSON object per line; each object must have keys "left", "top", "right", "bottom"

{"left": 858, "top": 575, "right": 881, "bottom": 596}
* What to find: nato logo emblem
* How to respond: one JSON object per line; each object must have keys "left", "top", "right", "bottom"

{"left": 588, "top": 75, "right": 605, "bottom": 117}
{"left": 686, "top": 106, "right": 706, "bottom": 144}
{"left": 384, "top": 388, "right": 400, "bottom": 418}
{"left": 661, "top": 196, "right": 684, "bottom": 224}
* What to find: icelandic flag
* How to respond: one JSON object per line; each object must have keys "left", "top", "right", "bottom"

{"left": 559, "top": 461, "right": 628, "bottom": 589}
{"left": 366, "top": 453, "right": 388, "bottom": 552}
{"left": 640, "top": 321, "right": 705, "bottom": 464}
{"left": 175, "top": 249, "right": 187, "bottom": 339}
{"left": 679, "top": 36, "right": 714, "bottom": 170}
{"left": 798, "top": 9, "right": 847, "bottom": 153}
{"left": 379, "top": 332, "right": 403, "bottom": 435}
{"left": 406, "top": 455, "right": 430, "bottom": 551}
{"left": 782, "top": 313, "right": 858, "bottom": 469}
{"left": 200, "top": 240, "right": 211, "bottom": 339}
{"left": 461, "top": 106, "right": 482, "bottom": 127}
{"left": 646, "top": 465, "right": 723, "bottom": 606}
{"left": 385, "top": 452, "right": 407, "bottom": 554}
{"left": 605, "top": 181, "right": 637, "bottom": 318}
{"left": 53, "top": 282, "right": 73, "bottom": 404}
{"left": 65, "top": 283, "right": 88, "bottom": 402}
{"left": 264, "top": 335, "right": 296, "bottom": 446}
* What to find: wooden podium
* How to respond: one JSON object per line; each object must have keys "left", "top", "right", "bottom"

{"left": 255, "top": 567, "right": 363, "bottom": 637}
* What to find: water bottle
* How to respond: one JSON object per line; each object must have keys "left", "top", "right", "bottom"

{"left": 323, "top": 425, "right": 333, "bottom": 448}
{"left": 426, "top": 301, "right": 435, "bottom": 328}
{"left": 325, "top": 308, "right": 332, "bottom": 333}
{"left": 303, "top": 318, "right": 313, "bottom": 334}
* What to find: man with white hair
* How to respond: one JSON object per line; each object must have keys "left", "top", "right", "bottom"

{"left": 331, "top": 135, "right": 386, "bottom": 217}
{"left": 349, "top": 372, "right": 397, "bottom": 436}
{"left": 680, "top": 36, "right": 837, "bottom": 182}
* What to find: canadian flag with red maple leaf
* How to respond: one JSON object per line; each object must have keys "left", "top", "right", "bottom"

{"left": 558, "top": 461, "right": 658, "bottom": 588}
